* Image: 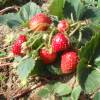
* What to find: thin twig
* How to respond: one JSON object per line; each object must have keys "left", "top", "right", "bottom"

{"left": 0, "top": 62, "right": 13, "bottom": 67}
{"left": 69, "top": 23, "right": 81, "bottom": 37}
{"left": 39, "top": 76, "right": 50, "bottom": 82}
{"left": 0, "top": 56, "right": 14, "bottom": 60}
{"left": 12, "top": 82, "right": 43, "bottom": 99}
{"left": 70, "top": 22, "right": 78, "bottom": 27}
{"left": 71, "top": 13, "right": 75, "bottom": 23}
{"left": 0, "top": 5, "right": 19, "bottom": 15}
{"left": 48, "top": 28, "right": 55, "bottom": 47}
{"left": 71, "top": 73, "right": 77, "bottom": 89}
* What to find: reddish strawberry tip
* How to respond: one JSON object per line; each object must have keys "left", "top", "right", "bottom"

{"left": 19, "top": 34, "right": 27, "bottom": 41}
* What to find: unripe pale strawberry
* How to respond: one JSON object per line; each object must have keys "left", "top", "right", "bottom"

{"left": 29, "top": 13, "right": 52, "bottom": 31}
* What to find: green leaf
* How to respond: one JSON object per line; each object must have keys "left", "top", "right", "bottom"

{"left": 48, "top": 0, "right": 65, "bottom": 18}
{"left": 38, "top": 83, "right": 54, "bottom": 98}
{"left": 94, "top": 92, "right": 100, "bottom": 100}
{"left": 95, "top": 56, "right": 100, "bottom": 66}
{"left": 53, "top": 82, "right": 72, "bottom": 96}
{"left": 31, "top": 60, "right": 52, "bottom": 76}
{"left": 18, "top": 1, "right": 42, "bottom": 23}
{"left": 88, "top": 8, "right": 100, "bottom": 33}
{"left": 61, "top": 96, "right": 71, "bottom": 100}
{"left": 97, "top": 0, "right": 100, "bottom": 7}
{"left": 38, "top": 82, "right": 72, "bottom": 98}
{"left": 86, "top": 8, "right": 100, "bottom": 30}
{"left": 70, "top": 0, "right": 86, "bottom": 20}
{"left": 38, "top": 88, "right": 50, "bottom": 98}
{"left": 17, "top": 57, "right": 35, "bottom": 85}
{"left": 82, "top": 7, "right": 100, "bottom": 22}
{"left": 0, "top": 13, "right": 22, "bottom": 28}
{"left": 64, "top": 1, "right": 76, "bottom": 19}
{"left": 47, "top": 65, "right": 61, "bottom": 75}
{"left": 77, "top": 33, "right": 100, "bottom": 93}
{"left": 78, "top": 62, "right": 100, "bottom": 93}
{"left": 71, "top": 85, "right": 82, "bottom": 100}
{"left": 91, "top": 8, "right": 100, "bottom": 21}
{"left": 79, "top": 33, "right": 100, "bottom": 61}
{"left": 0, "top": 2, "right": 42, "bottom": 27}
{"left": 89, "top": 20, "right": 100, "bottom": 33}
{"left": 47, "top": 55, "right": 62, "bottom": 75}
{"left": 64, "top": 0, "right": 86, "bottom": 20}
{"left": 84, "top": 0, "right": 98, "bottom": 7}
{"left": 47, "top": 61, "right": 62, "bottom": 75}
{"left": 14, "top": 56, "right": 23, "bottom": 62}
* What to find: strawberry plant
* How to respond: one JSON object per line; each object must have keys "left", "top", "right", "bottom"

{"left": 0, "top": 0, "right": 100, "bottom": 99}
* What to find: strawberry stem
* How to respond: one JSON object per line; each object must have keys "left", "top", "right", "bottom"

{"left": 26, "top": 35, "right": 36, "bottom": 45}
{"left": 76, "top": 30, "right": 82, "bottom": 48}
{"left": 70, "top": 22, "right": 78, "bottom": 27}
{"left": 36, "top": 43, "right": 44, "bottom": 51}
{"left": 28, "top": 34, "right": 42, "bottom": 47}
{"left": 26, "top": 31, "right": 40, "bottom": 45}
{"left": 69, "top": 22, "right": 81, "bottom": 37}
{"left": 32, "top": 43, "right": 44, "bottom": 58}
{"left": 26, "top": 33, "right": 42, "bottom": 46}
{"left": 78, "top": 30, "right": 82, "bottom": 42}
{"left": 71, "top": 13, "right": 75, "bottom": 23}
{"left": 48, "top": 28, "right": 55, "bottom": 47}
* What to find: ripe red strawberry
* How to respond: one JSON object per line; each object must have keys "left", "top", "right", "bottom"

{"left": 57, "top": 19, "right": 69, "bottom": 33}
{"left": 51, "top": 33, "right": 70, "bottom": 53}
{"left": 61, "top": 51, "right": 79, "bottom": 74}
{"left": 12, "top": 43, "right": 21, "bottom": 55}
{"left": 15, "top": 34, "right": 27, "bottom": 46}
{"left": 12, "top": 34, "right": 27, "bottom": 55}
{"left": 39, "top": 48, "right": 57, "bottom": 64}
{"left": 29, "top": 13, "right": 52, "bottom": 31}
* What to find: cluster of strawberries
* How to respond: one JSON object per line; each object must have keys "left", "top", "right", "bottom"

{"left": 12, "top": 13, "right": 79, "bottom": 74}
